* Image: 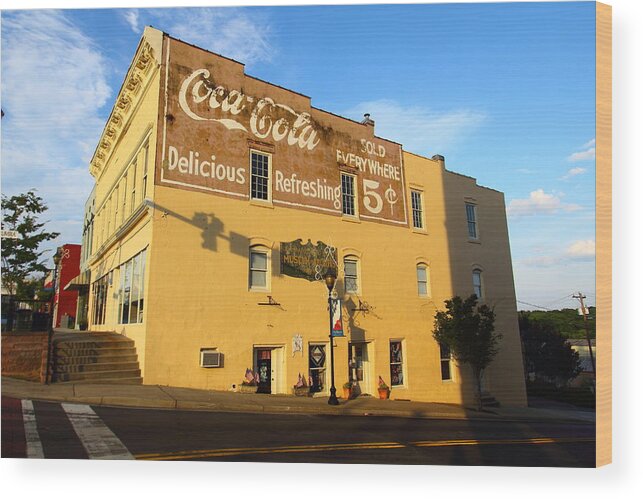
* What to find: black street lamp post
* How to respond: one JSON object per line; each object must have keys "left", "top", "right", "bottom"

{"left": 45, "top": 249, "right": 62, "bottom": 385}
{"left": 324, "top": 269, "right": 339, "bottom": 405}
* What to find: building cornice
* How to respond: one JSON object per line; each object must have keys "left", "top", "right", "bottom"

{"left": 89, "top": 37, "right": 159, "bottom": 179}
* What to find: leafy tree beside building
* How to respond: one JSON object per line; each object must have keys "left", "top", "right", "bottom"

{"left": 1, "top": 190, "right": 59, "bottom": 297}
{"left": 433, "top": 295, "right": 501, "bottom": 411}
{"left": 519, "top": 314, "right": 582, "bottom": 388}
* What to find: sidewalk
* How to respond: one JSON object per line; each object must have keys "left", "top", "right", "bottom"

{"left": 1, "top": 376, "right": 595, "bottom": 424}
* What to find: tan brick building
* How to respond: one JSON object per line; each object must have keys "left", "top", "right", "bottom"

{"left": 85, "top": 27, "right": 527, "bottom": 407}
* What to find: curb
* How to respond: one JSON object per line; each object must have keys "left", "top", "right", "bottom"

{"left": 1, "top": 389, "right": 595, "bottom": 425}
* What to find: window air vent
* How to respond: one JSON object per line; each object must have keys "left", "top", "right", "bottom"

{"left": 200, "top": 349, "right": 222, "bottom": 368}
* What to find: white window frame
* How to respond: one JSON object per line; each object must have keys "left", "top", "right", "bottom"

{"left": 389, "top": 339, "right": 405, "bottom": 387}
{"left": 249, "top": 246, "right": 270, "bottom": 291}
{"left": 343, "top": 256, "right": 360, "bottom": 295}
{"left": 410, "top": 189, "right": 425, "bottom": 230}
{"left": 340, "top": 172, "right": 358, "bottom": 218}
{"left": 439, "top": 343, "right": 453, "bottom": 381}
{"left": 465, "top": 202, "right": 478, "bottom": 240}
{"left": 250, "top": 150, "right": 272, "bottom": 203}
{"left": 416, "top": 264, "right": 430, "bottom": 297}
{"left": 472, "top": 269, "right": 483, "bottom": 299}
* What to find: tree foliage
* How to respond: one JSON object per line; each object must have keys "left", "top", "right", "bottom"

{"left": 519, "top": 308, "right": 595, "bottom": 339}
{"left": 519, "top": 314, "right": 582, "bottom": 387}
{"left": 433, "top": 295, "right": 501, "bottom": 410}
{"left": 1, "top": 191, "right": 59, "bottom": 296}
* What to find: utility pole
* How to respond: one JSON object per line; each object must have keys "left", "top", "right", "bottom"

{"left": 573, "top": 292, "right": 596, "bottom": 377}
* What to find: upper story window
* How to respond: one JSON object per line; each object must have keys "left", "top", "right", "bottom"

{"left": 465, "top": 203, "right": 478, "bottom": 239}
{"left": 121, "top": 174, "right": 128, "bottom": 221}
{"left": 142, "top": 144, "right": 149, "bottom": 200}
{"left": 343, "top": 256, "right": 359, "bottom": 294}
{"left": 130, "top": 159, "right": 138, "bottom": 213}
{"left": 472, "top": 269, "right": 483, "bottom": 299}
{"left": 417, "top": 264, "right": 430, "bottom": 297}
{"left": 341, "top": 173, "right": 357, "bottom": 217}
{"left": 249, "top": 246, "right": 269, "bottom": 290}
{"left": 411, "top": 190, "right": 424, "bottom": 229}
{"left": 250, "top": 151, "right": 271, "bottom": 201}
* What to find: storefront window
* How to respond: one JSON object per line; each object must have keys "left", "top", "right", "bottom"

{"left": 309, "top": 344, "right": 326, "bottom": 393}
{"left": 390, "top": 340, "right": 404, "bottom": 386}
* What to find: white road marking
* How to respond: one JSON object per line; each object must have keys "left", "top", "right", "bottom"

{"left": 21, "top": 400, "right": 44, "bottom": 459}
{"left": 62, "top": 403, "right": 133, "bottom": 460}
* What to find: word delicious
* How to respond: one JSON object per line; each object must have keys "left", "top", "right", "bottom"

{"left": 178, "top": 69, "right": 321, "bottom": 151}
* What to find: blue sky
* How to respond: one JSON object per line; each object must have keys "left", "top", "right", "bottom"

{"left": 1, "top": 2, "right": 596, "bottom": 309}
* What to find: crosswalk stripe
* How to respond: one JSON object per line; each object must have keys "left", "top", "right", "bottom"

{"left": 21, "top": 400, "right": 44, "bottom": 459}
{"left": 61, "top": 403, "right": 133, "bottom": 460}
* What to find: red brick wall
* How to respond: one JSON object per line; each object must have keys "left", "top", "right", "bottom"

{"left": 1, "top": 332, "right": 48, "bottom": 382}
{"left": 54, "top": 244, "right": 81, "bottom": 327}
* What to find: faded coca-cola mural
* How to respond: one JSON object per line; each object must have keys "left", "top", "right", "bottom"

{"left": 159, "top": 36, "right": 408, "bottom": 226}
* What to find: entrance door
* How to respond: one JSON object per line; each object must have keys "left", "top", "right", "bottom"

{"left": 349, "top": 343, "right": 371, "bottom": 395}
{"left": 256, "top": 349, "right": 272, "bottom": 394}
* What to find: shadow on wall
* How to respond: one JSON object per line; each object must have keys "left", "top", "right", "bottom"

{"left": 152, "top": 203, "right": 249, "bottom": 258}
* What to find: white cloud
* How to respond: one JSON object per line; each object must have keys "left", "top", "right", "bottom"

{"left": 156, "top": 8, "right": 272, "bottom": 65}
{"left": 562, "top": 166, "right": 587, "bottom": 179}
{"left": 344, "top": 99, "right": 485, "bottom": 156}
{"left": 566, "top": 240, "right": 595, "bottom": 258}
{"left": 507, "top": 189, "right": 581, "bottom": 217}
{"left": 1, "top": 10, "right": 111, "bottom": 248}
{"left": 568, "top": 138, "right": 596, "bottom": 162}
{"left": 123, "top": 9, "right": 140, "bottom": 33}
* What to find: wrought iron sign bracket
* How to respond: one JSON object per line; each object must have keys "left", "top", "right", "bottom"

{"left": 258, "top": 295, "right": 281, "bottom": 306}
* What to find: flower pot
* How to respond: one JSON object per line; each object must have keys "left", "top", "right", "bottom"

{"left": 343, "top": 387, "right": 352, "bottom": 400}
{"left": 292, "top": 386, "right": 310, "bottom": 397}
{"left": 239, "top": 384, "right": 258, "bottom": 394}
{"left": 378, "top": 388, "right": 390, "bottom": 400}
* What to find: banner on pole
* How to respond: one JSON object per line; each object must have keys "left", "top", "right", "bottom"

{"left": 331, "top": 298, "right": 344, "bottom": 337}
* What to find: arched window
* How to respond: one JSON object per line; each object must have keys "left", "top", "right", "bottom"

{"left": 417, "top": 264, "right": 431, "bottom": 297}
{"left": 472, "top": 269, "right": 483, "bottom": 299}
{"left": 343, "top": 256, "right": 359, "bottom": 294}
{"left": 249, "top": 246, "right": 270, "bottom": 290}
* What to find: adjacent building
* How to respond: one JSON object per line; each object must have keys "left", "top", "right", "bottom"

{"left": 83, "top": 27, "right": 527, "bottom": 406}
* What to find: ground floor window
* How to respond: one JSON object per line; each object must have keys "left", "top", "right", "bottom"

{"left": 91, "top": 274, "right": 108, "bottom": 326}
{"left": 309, "top": 344, "right": 326, "bottom": 393}
{"left": 390, "top": 340, "right": 404, "bottom": 386}
{"left": 440, "top": 343, "right": 452, "bottom": 381}
{"left": 117, "top": 248, "right": 146, "bottom": 324}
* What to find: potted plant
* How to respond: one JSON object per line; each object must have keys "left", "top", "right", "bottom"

{"left": 292, "top": 373, "right": 310, "bottom": 396}
{"left": 342, "top": 381, "right": 353, "bottom": 400}
{"left": 377, "top": 376, "right": 390, "bottom": 400}
{"left": 239, "top": 368, "right": 258, "bottom": 394}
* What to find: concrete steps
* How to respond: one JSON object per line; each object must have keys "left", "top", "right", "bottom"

{"left": 51, "top": 332, "right": 142, "bottom": 385}
{"left": 481, "top": 393, "right": 500, "bottom": 408}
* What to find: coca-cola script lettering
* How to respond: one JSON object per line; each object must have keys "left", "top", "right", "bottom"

{"left": 179, "top": 69, "right": 320, "bottom": 151}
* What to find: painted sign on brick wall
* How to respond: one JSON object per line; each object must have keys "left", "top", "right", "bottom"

{"left": 159, "top": 36, "right": 408, "bottom": 227}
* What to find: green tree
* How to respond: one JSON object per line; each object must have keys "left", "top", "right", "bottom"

{"left": 519, "top": 314, "right": 582, "bottom": 387}
{"left": 1, "top": 191, "right": 59, "bottom": 296}
{"left": 433, "top": 295, "right": 501, "bottom": 411}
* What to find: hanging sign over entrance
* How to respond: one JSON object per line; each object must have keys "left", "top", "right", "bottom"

{"left": 280, "top": 239, "right": 337, "bottom": 282}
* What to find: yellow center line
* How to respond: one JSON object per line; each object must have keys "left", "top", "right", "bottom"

{"left": 134, "top": 436, "right": 595, "bottom": 461}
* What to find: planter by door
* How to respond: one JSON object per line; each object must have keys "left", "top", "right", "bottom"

{"left": 378, "top": 388, "right": 390, "bottom": 400}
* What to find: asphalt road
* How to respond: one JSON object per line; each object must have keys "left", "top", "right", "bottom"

{"left": 2, "top": 395, "right": 596, "bottom": 467}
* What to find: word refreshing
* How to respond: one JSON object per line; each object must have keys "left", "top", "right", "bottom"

{"left": 179, "top": 69, "right": 321, "bottom": 151}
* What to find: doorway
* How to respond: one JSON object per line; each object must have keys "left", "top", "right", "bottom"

{"left": 348, "top": 342, "right": 372, "bottom": 395}
{"left": 253, "top": 346, "right": 284, "bottom": 394}
{"left": 255, "top": 348, "right": 272, "bottom": 394}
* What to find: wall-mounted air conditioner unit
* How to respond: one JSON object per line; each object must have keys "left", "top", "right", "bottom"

{"left": 200, "top": 348, "right": 222, "bottom": 368}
